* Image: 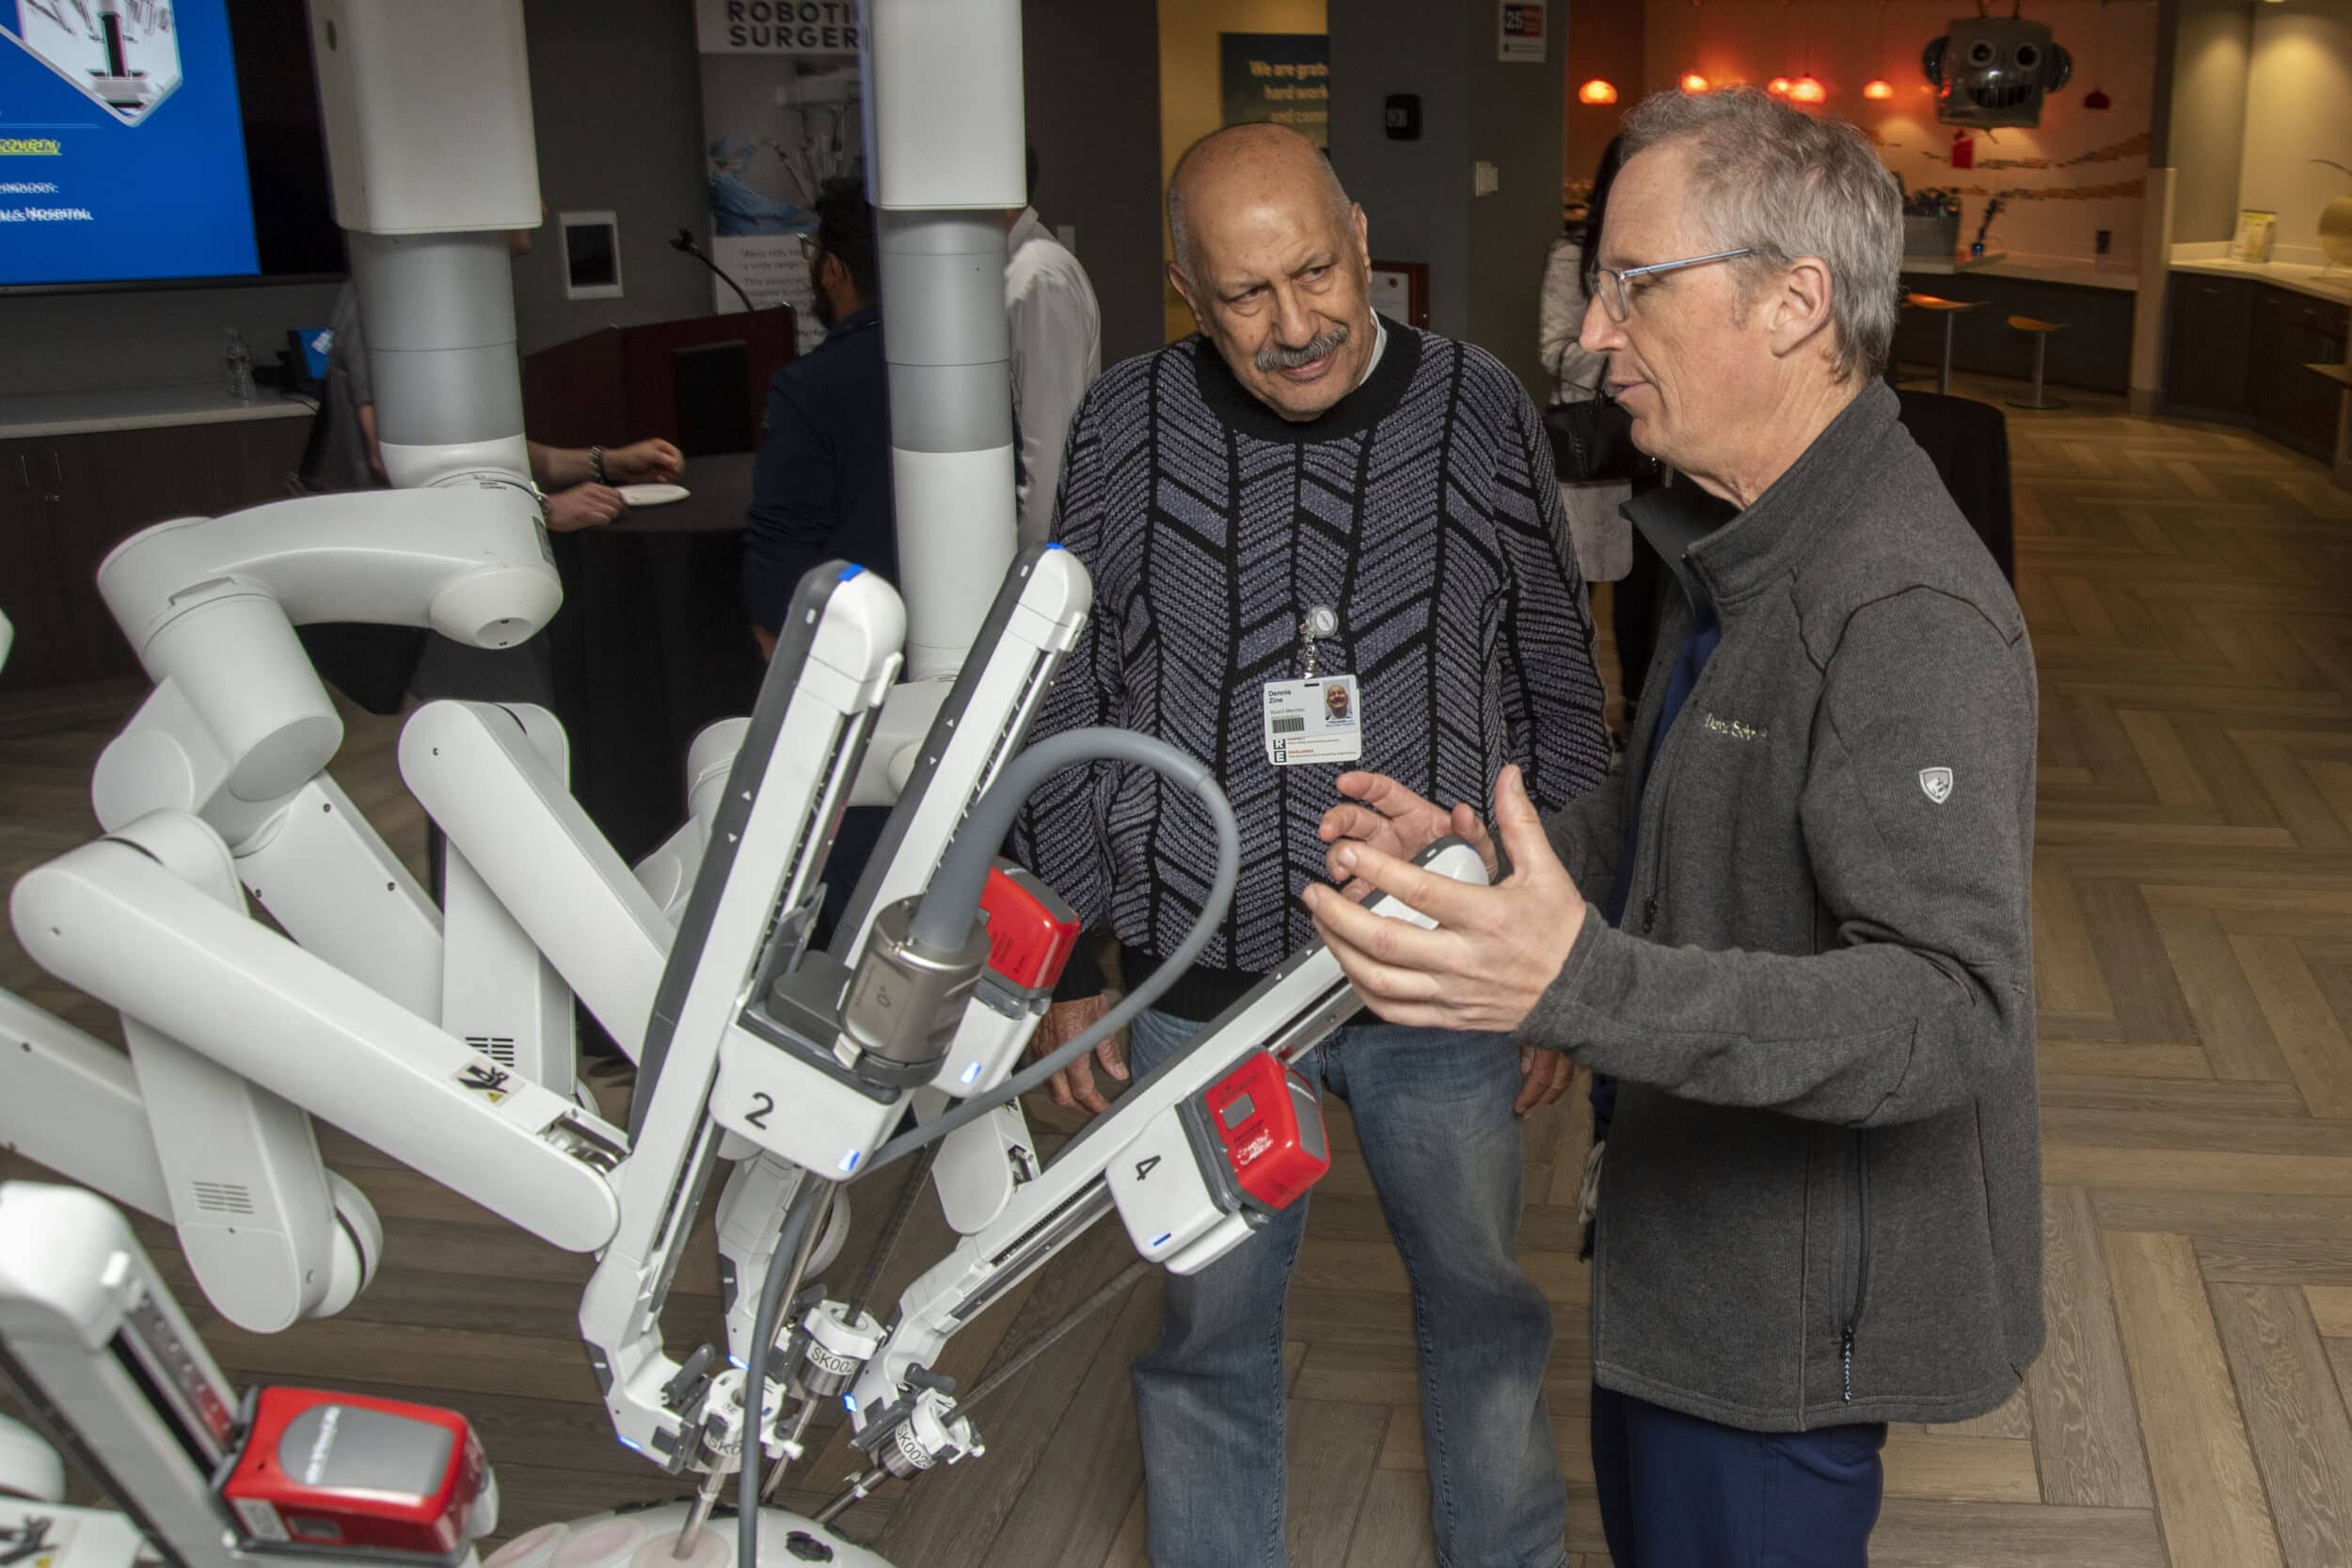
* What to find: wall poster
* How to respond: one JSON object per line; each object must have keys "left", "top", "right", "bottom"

{"left": 695, "top": 0, "right": 865, "bottom": 355}
{"left": 1218, "top": 33, "right": 1329, "bottom": 149}
{"left": 1499, "top": 2, "right": 1546, "bottom": 63}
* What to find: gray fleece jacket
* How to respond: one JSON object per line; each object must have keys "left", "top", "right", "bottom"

{"left": 1520, "top": 381, "right": 2042, "bottom": 1431}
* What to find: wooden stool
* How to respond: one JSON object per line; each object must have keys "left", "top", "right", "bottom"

{"left": 2006, "top": 315, "right": 2069, "bottom": 411}
{"left": 1904, "top": 293, "right": 1985, "bottom": 396}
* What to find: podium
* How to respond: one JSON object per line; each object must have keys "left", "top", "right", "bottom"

{"left": 513, "top": 310, "right": 795, "bottom": 884}
{"left": 520, "top": 306, "right": 797, "bottom": 456}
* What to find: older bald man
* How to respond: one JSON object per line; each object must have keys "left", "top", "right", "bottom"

{"left": 1009, "top": 124, "right": 1609, "bottom": 1568}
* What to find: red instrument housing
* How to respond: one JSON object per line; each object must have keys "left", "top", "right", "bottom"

{"left": 217, "top": 1387, "right": 491, "bottom": 1563}
{"left": 979, "top": 863, "right": 1081, "bottom": 994}
{"left": 1200, "top": 1052, "right": 1330, "bottom": 1212}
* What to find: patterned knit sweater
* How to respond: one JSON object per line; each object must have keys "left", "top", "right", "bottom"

{"left": 1010, "top": 325, "right": 1613, "bottom": 1018}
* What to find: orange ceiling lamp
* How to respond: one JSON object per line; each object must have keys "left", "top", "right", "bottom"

{"left": 1788, "top": 74, "right": 1827, "bottom": 103}
{"left": 1681, "top": 71, "right": 1710, "bottom": 93}
{"left": 1861, "top": 2, "right": 1894, "bottom": 103}
{"left": 1578, "top": 78, "right": 1619, "bottom": 104}
{"left": 1766, "top": 76, "right": 1792, "bottom": 96}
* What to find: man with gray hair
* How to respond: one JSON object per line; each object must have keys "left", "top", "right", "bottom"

{"left": 1304, "top": 87, "right": 2041, "bottom": 1565}
{"left": 1011, "top": 120, "right": 1612, "bottom": 1567}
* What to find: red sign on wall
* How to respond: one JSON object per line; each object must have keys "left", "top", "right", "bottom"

{"left": 1500, "top": 2, "right": 1546, "bottom": 63}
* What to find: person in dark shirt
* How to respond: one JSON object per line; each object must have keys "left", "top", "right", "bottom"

{"left": 741, "top": 176, "right": 893, "bottom": 940}
{"left": 742, "top": 176, "right": 892, "bottom": 655}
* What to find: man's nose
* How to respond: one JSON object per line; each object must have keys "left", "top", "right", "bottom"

{"left": 1578, "top": 292, "right": 1623, "bottom": 358}
{"left": 1271, "top": 286, "right": 1318, "bottom": 348}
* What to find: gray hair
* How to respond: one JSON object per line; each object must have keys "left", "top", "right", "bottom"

{"left": 1167, "top": 123, "right": 1355, "bottom": 285}
{"left": 1619, "top": 87, "right": 1902, "bottom": 383}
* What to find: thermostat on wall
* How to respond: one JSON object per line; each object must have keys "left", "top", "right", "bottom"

{"left": 1384, "top": 94, "right": 1421, "bottom": 140}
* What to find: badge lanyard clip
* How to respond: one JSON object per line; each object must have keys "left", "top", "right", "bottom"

{"left": 1299, "top": 605, "right": 1338, "bottom": 680}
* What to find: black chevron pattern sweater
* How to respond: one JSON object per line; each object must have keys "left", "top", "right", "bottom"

{"left": 1010, "top": 325, "right": 1613, "bottom": 1019}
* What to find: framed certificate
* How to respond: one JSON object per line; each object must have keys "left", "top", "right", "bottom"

{"left": 1368, "top": 259, "right": 1429, "bottom": 328}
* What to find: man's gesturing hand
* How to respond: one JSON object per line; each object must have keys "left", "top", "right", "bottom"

{"left": 1302, "top": 765, "right": 1587, "bottom": 1036}
{"left": 1317, "top": 770, "right": 1499, "bottom": 900}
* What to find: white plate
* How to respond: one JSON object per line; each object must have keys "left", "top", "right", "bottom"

{"left": 618, "top": 483, "right": 691, "bottom": 508}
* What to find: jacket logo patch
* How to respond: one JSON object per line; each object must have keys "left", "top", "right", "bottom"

{"left": 1919, "top": 767, "right": 1955, "bottom": 804}
{"left": 1702, "top": 712, "right": 1768, "bottom": 743}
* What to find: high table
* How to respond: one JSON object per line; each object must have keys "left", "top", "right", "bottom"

{"left": 545, "top": 452, "right": 763, "bottom": 865}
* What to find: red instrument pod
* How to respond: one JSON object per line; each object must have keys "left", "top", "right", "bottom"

{"left": 1201, "top": 1052, "right": 1330, "bottom": 1212}
{"left": 980, "top": 863, "right": 1081, "bottom": 992}
{"left": 218, "top": 1386, "right": 486, "bottom": 1561}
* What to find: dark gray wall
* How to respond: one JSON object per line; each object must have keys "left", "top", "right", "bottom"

{"left": 512, "top": 0, "right": 710, "bottom": 356}
{"left": 1330, "top": 0, "right": 1564, "bottom": 399}
{"left": 0, "top": 279, "right": 348, "bottom": 400}
{"left": 1466, "top": 0, "right": 1564, "bottom": 396}
{"left": 2164, "top": 0, "right": 2253, "bottom": 245}
{"left": 1330, "top": 1, "right": 1473, "bottom": 344}
{"left": 1022, "top": 0, "right": 1164, "bottom": 368}
{"left": 0, "top": 0, "right": 707, "bottom": 400}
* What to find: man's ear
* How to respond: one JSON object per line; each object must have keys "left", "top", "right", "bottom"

{"left": 1350, "top": 202, "right": 1370, "bottom": 267}
{"left": 1168, "top": 260, "right": 1205, "bottom": 326}
{"left": 818, "top": 249, "right": 847, "bottom": 297}
{"left": 1766, "top": 255, "right": 1836, "bottom": 361}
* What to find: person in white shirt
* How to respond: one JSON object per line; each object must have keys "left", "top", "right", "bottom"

{"left": 1004, "top": 148, "right": 1103, "bottom": 547}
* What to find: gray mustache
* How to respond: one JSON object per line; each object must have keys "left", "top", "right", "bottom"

{"left": 1257, "top": 324, "right": 1349, "bottom": 372}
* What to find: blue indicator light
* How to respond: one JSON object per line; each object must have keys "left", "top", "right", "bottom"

{"left": 839, "top": 1148, "right": 862, "bottom": 1173}
{"left": 618, "top": 1434, "right": 646, "bottom": 1454}
{"left": 843, "top": 1393, "right": 859, "bottom": 1413}
{"left": 961, "top": 1062, "right": 983, "bottom": 1085}
{"left": 1044, "top": 542, "right": 1065, "bottom": 550}
{"left": 839, "top": 563, "right": 866, "bottom": 580}
{"left": 1151, "top": 1232, "right": 1172, "bottom": 1248}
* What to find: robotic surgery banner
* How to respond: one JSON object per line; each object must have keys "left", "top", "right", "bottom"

{"left": 694, "top": 0, "right": 863, "bottom": 356}
{"left": 0, "top": 0, "right": 262, "bottom": 287}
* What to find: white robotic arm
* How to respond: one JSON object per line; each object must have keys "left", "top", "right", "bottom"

{"left": 0, "top": 1183, "right": 505, "bottom": 1568}
{"left": 832, "top": 842, "right": 1489, "bottom": 1472}
{"left": 10, "top": 830, "right": 625, "bottom": 1257}
{"left": 579, "top": 563, "right": 905, "bottom": 1468}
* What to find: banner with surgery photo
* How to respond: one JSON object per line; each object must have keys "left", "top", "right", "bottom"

{"left": 694, "top": 0, "right": 865, "bottom": 356}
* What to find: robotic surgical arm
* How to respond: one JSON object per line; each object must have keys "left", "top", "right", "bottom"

{"left": 2, "top": 0, "right": 579, "bottom": 1338}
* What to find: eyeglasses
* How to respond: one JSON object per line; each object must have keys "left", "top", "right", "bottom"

{"left": 1594, "top": 247, "right": 1755, "bottom": 322}
{"left": 799, "top": 234, "right": 821, "bottom": 265}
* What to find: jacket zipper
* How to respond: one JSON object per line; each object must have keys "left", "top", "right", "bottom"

{"left": 1843, "top": 1129, "right": 1872, "bottom": 1402}
{"left": 1640, "top": 768, "right": 1670, "bottom": 935}
{"left": 1637, "top": 562, "right": 1704, "bottom": 935}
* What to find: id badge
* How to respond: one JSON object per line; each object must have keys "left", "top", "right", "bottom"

{"left": 1263, "top": 673, "right": 1362, "bottom": 766}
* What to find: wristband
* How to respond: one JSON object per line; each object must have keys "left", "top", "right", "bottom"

{"left": 590, "top": 444, "right": 608, "bottom": 485}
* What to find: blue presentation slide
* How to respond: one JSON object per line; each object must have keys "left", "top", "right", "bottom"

{"left": 0, "top": 0, "right": 260, "bottom": 286}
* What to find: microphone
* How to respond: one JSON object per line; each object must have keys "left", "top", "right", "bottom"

{"left": 671, "top": 229, "right": 757, "bottom": 316}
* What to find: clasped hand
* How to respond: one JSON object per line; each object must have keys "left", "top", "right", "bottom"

{"left": 1305, "top": 765, "right": 1590, "bottom": 1101}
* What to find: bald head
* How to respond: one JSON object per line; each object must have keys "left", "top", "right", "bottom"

{"left": 1163, "top": 123, "right": 1377, "bottom": 422}
{"left": 1168, "top": 123, "right": 1354, "bottom": 285}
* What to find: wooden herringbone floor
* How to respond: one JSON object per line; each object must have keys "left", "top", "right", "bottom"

{"left": 7, "top": 370, "right": 2352, "bottom": 1567}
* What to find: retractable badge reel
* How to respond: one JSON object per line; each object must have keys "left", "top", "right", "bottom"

{"left": 1263, "top": 605, "right": 1361, "bottom": 766}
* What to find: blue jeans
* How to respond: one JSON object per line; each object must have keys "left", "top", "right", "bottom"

{"left": 1591, "top": 1385, "right": 1886, "bottom": 1567}
{"left": 1124, "top": 1009, "right": 1566, "bottom": 1568}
